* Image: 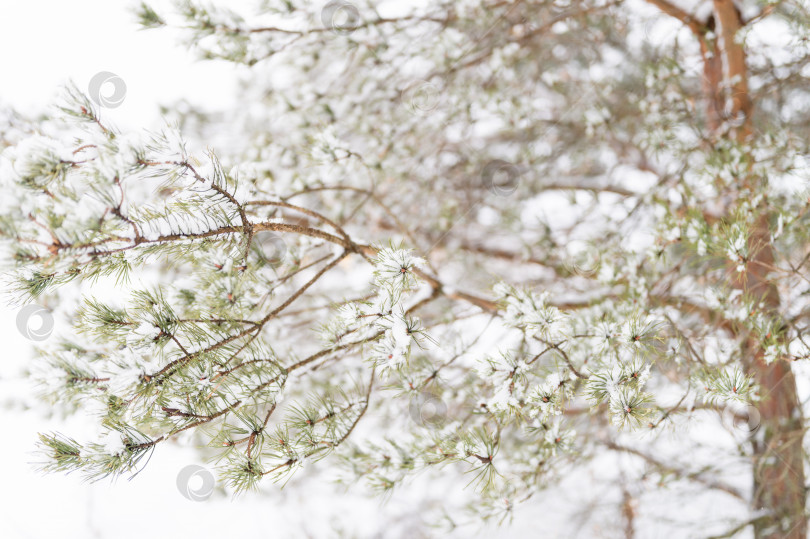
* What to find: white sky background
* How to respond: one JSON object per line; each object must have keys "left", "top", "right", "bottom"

{"left": 0, "top": 0, "right": 242, "bottom": 128}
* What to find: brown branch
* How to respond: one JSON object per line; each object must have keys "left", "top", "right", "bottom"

{"left": 642, "top": 0, "right": 704, "bottom": 35}
{"left": 712, "top": 0, "right": 752, "bottom": 140}
{"left": 602, "top": 440, "right": 746, "bottom": 501}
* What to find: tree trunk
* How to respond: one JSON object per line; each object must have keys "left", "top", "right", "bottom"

{"left": 750, "top": 353, "right": 806, "bottom": 538}
{"left": 736, "top": 214, "right": 806, "bottom": 538}
{"left": 710, "top": 1, "right": 807, "bottom": 535}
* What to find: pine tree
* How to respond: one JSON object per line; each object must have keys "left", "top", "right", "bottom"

{"left": 1, "top": 1, "right": 809, "bottom": 536}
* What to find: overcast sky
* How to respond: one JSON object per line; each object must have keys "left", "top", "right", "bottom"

{"left": 0, "top": 0, "right": 242, "bottom": 128}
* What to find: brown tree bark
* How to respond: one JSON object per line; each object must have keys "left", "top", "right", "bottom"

{"left": 700, "top": 15, "right": 724, "bottom": 132}
{"left": 645, "top": 1, "right": 806, "bottom": 536}
{"left": 738, "top": 213, "right": 806, "bottom": 538}
{"left": 713, "top": 0, "right": 806, "bottom": 536}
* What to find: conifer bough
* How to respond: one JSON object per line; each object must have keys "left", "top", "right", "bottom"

{"left": 1, "top": 0, "right": 809, "bottom": 537}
